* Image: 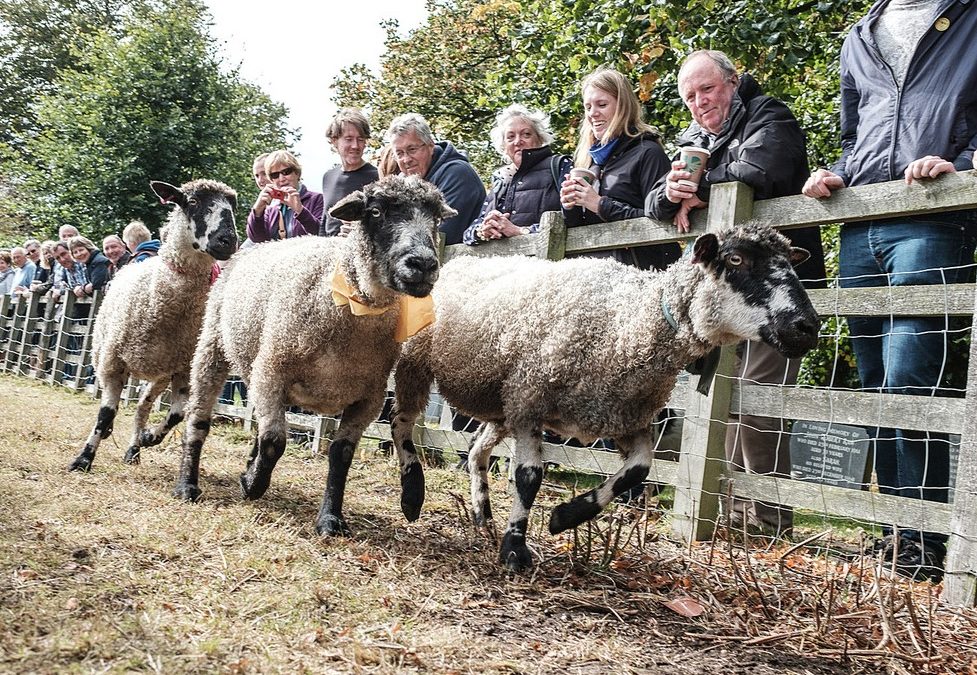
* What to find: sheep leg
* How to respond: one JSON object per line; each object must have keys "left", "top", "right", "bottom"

{"left": 173, "top": 331, "right": 230, "bottom": 502}
{"left": 548, "top": 430, "right": 653, "bottom": 534}
{"left": 469, "top": 422, "right": 506, "bottom": 528}
{"left": 316, "top": 396, "right": 380, "bottom": 537}
{"left": 499, "top": 428, "right": 544, "bottom": 573}
{"left": 239, "top": 397, "right": 287, "bottom": 502}
{"left": 122, "top": 378, "right": 170, "bottom": 464}
{"left": 69, "top": 369, "right": 126, "bottom": 472}
{"left": 391, "top": 337, "right": 434, "bottom": 522}
{"left": 133, "top": 372, "right": 190, "bottom": 457}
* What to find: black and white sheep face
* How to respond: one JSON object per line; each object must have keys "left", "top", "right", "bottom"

{"left": 330, "top": 175, "right": 456, "bottom": 297}
{"left": 691, "top": 227, "right": 819, "bottom": 358}
{"left": 150, "top": 180, "right": 239, "bottom": 261}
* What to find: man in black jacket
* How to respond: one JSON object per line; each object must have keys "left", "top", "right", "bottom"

{"left": 647, "top": 50, "right": 826, "bottom": 538}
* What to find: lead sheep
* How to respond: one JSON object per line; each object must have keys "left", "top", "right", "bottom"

{"left": 69, "top": 179, "right": 238, "bottom": 472}
{"left": 390, "top": 223, "right": 820, "bottom": 572}
{"left": 173, "top": 175, "right": 455, "bottom": 536}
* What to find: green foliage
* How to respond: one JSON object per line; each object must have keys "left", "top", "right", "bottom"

{"left": 0, "top": 0, "right": 292, "bottom": 241}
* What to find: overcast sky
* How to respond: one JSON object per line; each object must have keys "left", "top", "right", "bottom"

{"left": 204, "top": 0, "right": 428, "bottom": 187}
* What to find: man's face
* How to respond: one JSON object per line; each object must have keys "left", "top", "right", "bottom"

{"left": 253, "top": 159, "right": 270, "bottom": 189}
{"left": 103, "top": 239, "right": 126, "bottom": 263}
{"left": 392, "top": 131, "right": 435, "bottom": 177}
{"left": 678, "top": 56, "right": 739, "bottom": 135}
{"left": 11, "top": 249, "right": 26, "bottom": 268}
{"left": 55, "top": 247, "right": 73, "bottom": 268}
{"left": 333, "top": 123, "right": 367, "bottom": 170}
{"left": 59, "top": 227, "right": 78, "bottom": 241}
{"left": 25, "top": 243, "right": 40, "bottom": 263}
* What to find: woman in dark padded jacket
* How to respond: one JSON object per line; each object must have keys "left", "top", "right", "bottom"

{"left": 560, "top": 66, "right": 677, "bottom": 271}
{"left": 463, "top": 104, "right": 571, "bottom": 246}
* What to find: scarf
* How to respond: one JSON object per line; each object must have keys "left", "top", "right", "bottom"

{"left": 329, "top": 262, "right": 435, "bottom": 342}
{"left": 588, "top": 136, "right": 620, "bottom": 167}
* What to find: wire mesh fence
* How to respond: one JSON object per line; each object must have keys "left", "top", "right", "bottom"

{"left": 3, "top": 171, "right": 976, "bottom": 605}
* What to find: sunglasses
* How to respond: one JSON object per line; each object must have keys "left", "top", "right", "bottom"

{"left": 268, "top": 166, "right": 296, "bottom": 180}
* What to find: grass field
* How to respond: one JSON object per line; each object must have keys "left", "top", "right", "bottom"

{"left": 1, "top": 374, "right": 973, "bottom": 674}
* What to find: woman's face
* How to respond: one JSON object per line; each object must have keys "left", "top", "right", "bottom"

{"left": 267, "top": 162, "right": 301, "bottom": 191}
{"left": 583, "top": 85, "right": 618, "bottom": 143}
{"left": 71, "top": 246, "right": 91, "bottom": 264}
{"left": 503, "top": 117, "right": 542, "bottom": 168}
{"left": 0, "top": 258, "right": 8, "bottom": 272}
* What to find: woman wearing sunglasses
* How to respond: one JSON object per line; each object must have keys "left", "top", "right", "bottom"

{"left": 247, "top": 150, "right": 324, "bottom": 242}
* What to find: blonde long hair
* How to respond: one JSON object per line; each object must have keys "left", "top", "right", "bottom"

{"left": 573, "top": 67, "right": 657, "bottom": 168}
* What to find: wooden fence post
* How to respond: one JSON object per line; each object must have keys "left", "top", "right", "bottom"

{"left": 671, "top": 181, "right": 755, "bottom": 543}
{"left": 536, "top": 211, "right": 567, "bottom": 261}
{"left": 945, "top": 284, "right": 977, "bottom": 606}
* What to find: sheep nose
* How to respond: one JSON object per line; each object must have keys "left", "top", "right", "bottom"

{"left": 403, "top": 254, "right": 438, "bottom": 281}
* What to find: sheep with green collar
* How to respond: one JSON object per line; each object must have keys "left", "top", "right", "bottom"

{"left": 390, "top": 222, "right": 820, "bottom": 572}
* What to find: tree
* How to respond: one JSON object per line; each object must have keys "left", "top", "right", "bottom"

{"left": 5, "top": 0, "right": 291, "bottom": 239}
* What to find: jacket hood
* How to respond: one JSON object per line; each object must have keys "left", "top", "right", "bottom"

{"left": 426, "top": 141, "right": 472, "bottom": 179}
{"left": 678, "top": 72, "right": 761, "bottom": 146}
{"left": 135, "top": 240, "right": 162, "bottom": 254}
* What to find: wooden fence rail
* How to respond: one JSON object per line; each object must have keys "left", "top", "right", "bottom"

{"left": 2, "top": 170, "right": 976, "bottom": 606}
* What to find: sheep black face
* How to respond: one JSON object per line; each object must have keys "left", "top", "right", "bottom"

{"left": 150, "top": 179, "right": 239, "bottom": 260}
{"left": 690, "top": 224, "right": 819, "bottom": 358}
{"left": 330, "top": 175, "right": 455, "bottom": 297}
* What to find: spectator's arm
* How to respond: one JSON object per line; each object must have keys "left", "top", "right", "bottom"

{"left": 247, "top": 209, "right": 271, "bottom": 243}
{"left": 598, "top": 142, "right": 670, "bottom": 222}
{"left": 293, "top": 192, "right": 324, "bottom": 236}
{"left": 462, "top": 189, "right": 499, "bottom": 245}
{"left": 437, "top": 165, "right": 486, "bottom": 245}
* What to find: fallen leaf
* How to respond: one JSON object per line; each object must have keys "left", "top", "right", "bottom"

{"left": 664, "top": 595, "right": 705, "bottom": 617}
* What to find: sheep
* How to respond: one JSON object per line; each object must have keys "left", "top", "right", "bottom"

{"left": 172, "top": 174, "right": 456, "bottom": 536}
{"left": 68, "top": 179, "right": 238, "bottom": 472}
{"left": 390, "top": 222, "right": 820, "bottom": 572}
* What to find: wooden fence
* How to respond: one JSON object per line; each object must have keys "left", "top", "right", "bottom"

{"left": 2, "top": 170, "right": 976, "bottom": 606}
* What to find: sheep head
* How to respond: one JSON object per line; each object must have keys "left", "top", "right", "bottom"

{"left": 330, "top": 175, "right": 454, "bottom": 297}
{"left": 686, "top": 222, "right": 819, "bottom": 358}
{"left": 150, "top": 179, "right": 239, "bottom": 261}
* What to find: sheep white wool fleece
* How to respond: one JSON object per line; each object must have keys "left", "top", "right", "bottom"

{"left": 69, "top": 178, "right": 238, "bottom": 473}
{"left": 392, "top": 222, "right": 820, "bottom": 572}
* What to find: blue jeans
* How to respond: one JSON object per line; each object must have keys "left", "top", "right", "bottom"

{"left": 840, "top": 217, "right": 977, "bottom": 552}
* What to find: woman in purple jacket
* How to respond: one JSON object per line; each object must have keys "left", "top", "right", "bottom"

{"left": 247, "top": 150, "right": 324, "bottom": 242}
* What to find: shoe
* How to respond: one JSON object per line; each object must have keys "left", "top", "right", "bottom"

{"left": 878, "top": 537, "right": 944, "bottom": 583}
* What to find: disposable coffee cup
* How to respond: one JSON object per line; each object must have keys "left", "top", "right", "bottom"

{"left": 679, "top": 146, "right": 711, "bottom": 186}
{"left": 569, "top": 167, "right": 598, "bottom": 185}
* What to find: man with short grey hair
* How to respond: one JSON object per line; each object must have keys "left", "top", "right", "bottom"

{"left": 9, "top": 246, "right": 35, "bottom": 296}
{"left": 58, "top": 225, "right": 79, "bottom": 241}
{"left": 385, "top": 113, "right": 485, "bottom": 245}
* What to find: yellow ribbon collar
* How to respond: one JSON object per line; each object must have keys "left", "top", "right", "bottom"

{"left": 329, "top": 262, "right": 434, "bottom": 342}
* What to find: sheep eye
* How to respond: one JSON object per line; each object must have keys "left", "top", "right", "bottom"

{"left": 727, "top": 253, "right": 744, "bottom": 267}
{"left": 369, "top": 207, "right": 382, "bottom": 219}
{"left": 188, "top": 197, "right": 198, "bottom": 207}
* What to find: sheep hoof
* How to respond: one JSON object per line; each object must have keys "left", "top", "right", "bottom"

{"left": 400, "top": 463, "right": 425, "bottom": 522}
{"left": 239, "top": 470, "right": 271, "bottom": 501}
{"left": 548, "top": 496, "right": 602, "bottom": 535}
{"left": 138, "top": 430, "right": 160, "bottom": 447}
{"left": 172, "top": 482, "right": 201, "bottom": 502}
{"left": 68, "top": 454, "right": 93, "bottom": 473}
{"left": 316, "top": 513, "right": 352, "bottom": 537}
{"left": 472, "top": 506, "right": 493, "bottom": 529}
{"left": 123, "top": 446, "right": 141, "bottom": 465}
{"left": 499, "top": 536, "right": 533, "bottom": 574}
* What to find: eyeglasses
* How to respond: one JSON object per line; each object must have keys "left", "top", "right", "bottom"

{"left": 268, "top": 166, "right": 296, "bottom": 180}
{"left": 394, "top": 144, "right": 428, "bottom": 160}
{"left": 26, "top": 248, "right": 39, "bottom": 255}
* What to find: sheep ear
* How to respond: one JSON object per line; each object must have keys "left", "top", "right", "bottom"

{"left": 330, "top": 190, "right": 366, "bottom": 222}
{"left": 151, "top": 181, "right": 186, "bottom": 208}
{"left": 789, "top": 246, "right": 810, "bottom": 267}
{"left": 439, "top": 202, "right": 458, "bottom": 220}
{"left": 689, "top": 233, "right": 719, "bottom": 265}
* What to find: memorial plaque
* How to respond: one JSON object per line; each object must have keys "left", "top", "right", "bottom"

{"left": 790, "top": 420, "right": 872, "bottom": 491}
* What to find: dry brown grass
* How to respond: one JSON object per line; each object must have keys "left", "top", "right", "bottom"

{"left": 1, "top": 373, "right": 975, "bottom": 674}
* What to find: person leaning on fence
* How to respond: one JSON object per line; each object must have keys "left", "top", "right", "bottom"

{"left": 122, "top": 220, "right": 160, "bottom": 263}
{"left": 8, "top": 247, "right": 35, "bottom": 297}
{"left": 101, "top": 235, "right": 130, "bottom": 278}
{"left": 559, "top": 66, "right": 676, "bottom": 271}
{"left": 67, "top": 235, "right": 110, "bottom": 298}
{"left": 802, "top": 0, "right": 977, "bottom": 582}
{"left": 386, "top": 113, "right": 486, "bottom": 245}
{"left": 29, "top": 240, "right": 59, "bottom": 296}
{"left": 320, "top": 108, "right": 379, "bottom": 237}
{"left": 0, "top": 250, "right": 14, "bottom": 296}
{"left": 247, "top": 150, "right": 324, "bottom": 243}
{"left": 646, "top": 49, "right": 828, "bottom": 540}
{"left": 462, "top": 104, "right": 571, "bottom": 246}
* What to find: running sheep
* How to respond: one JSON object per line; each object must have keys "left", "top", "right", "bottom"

{"left": 173, "top": 175, "right": 455, "bottom": 536}
{"left": 69, "top": 179, "right": 238, "bottom": 472}
{"left": 390, "top": 222, "right": 821, "bottom": 572}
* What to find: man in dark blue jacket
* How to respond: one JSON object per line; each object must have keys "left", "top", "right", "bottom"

{"left": 386, "top": 113, "right": 485, "bottom": 245}
{"left": 803, "top": 0, "right": 977, "bottom": 582}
